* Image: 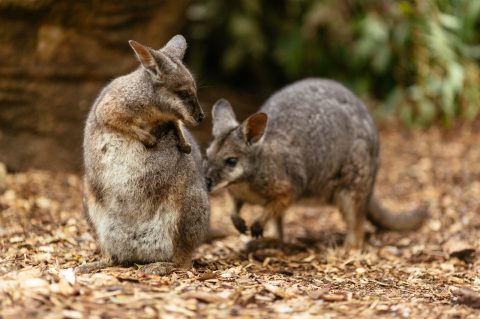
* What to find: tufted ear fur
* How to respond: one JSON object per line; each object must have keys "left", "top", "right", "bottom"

{"left": 211, "top": 99, "right": 239, "bottom": 137}
{"left": 241, "top": 112, "right": 268, "bottom": 145}
{"left": 129, "top": 40, "right": 157, "bottom": 72}
{"left": 129, "top": 40, "right": 176, "bottom": 76}
{"left": 161, "top": 34, "right": 187, "bottom": 60}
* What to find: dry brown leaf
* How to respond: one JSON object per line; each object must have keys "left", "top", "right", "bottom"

{"left": 451, "top": 287, "right": 480, "bottom": 309}
{"left": 263, "top": 283, "right": 294, "bottom": 299}
{"left": 443, "top": 238, "right": 476, "bottom": 260}
{"left": 182, "top": 291, "right": 227, "bottom": 303}
{"left": 322, "top": 293, "right": 346, "bottom": 302}
{"left": 197, "top": 271, "right": 216, "bottom": 281}
{"left": 308, "top": 289, "right": 329, "bottom": 300}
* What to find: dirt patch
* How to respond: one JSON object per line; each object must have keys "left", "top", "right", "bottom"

{"left": 0, "top": 125, "right": 479, "bottom": 318}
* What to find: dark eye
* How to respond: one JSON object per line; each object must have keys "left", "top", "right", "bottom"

{"left": 176, "top": 90, "right": 190, "bottom": 100}
{"left": 224, "top": 157, "right": 238, "bottom": 167}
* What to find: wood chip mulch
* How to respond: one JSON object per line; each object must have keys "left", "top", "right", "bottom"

{"left": 1, "top": 124, "right": 479, "bottom": 318}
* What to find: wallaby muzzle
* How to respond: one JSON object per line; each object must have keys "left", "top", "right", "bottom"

{"left": 192, "top": 99, "right": 205, "bottom": 124}
{"left": 195, "top": 110, "right": 205, "bottom": 123}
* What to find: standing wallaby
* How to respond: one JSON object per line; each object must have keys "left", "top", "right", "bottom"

{"left": 205, "top": 79, "right": 426, "bottom": 250}
{"left": 79, "top": 35, "right": 209, "bottom": 275}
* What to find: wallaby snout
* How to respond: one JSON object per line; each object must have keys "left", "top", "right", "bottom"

{"left": 193, "top": 103, "right": 205, "bottom": 124}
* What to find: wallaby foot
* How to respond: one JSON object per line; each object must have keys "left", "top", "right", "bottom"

{"left": 344, "top": 233, "right": 364, "bottom": 251}
{"left": 76, "top": 260, "right": 112, "bottom": 274}
{"left": 231, "top": 214, "right": 247, "bottom": 234}
{"left": 337, "top": 190, "right": 366, "bottom": 251}
{"left": 140, "top": 262, "right": 176, "bottom": 276}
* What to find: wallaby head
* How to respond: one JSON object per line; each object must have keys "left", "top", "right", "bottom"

{"left": 129, "top": 35, "right": 204, "bottom": 125}
{"left": 205, "top": 99, "right": 268, "bottom": 192}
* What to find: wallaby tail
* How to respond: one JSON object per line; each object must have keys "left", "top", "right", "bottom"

{"left": 367, "top": 196, "right": 427, "bottom": 231}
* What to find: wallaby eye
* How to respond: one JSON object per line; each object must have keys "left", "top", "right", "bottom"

{"left": 224, "top": 157, "right": 238, "bottom": 167}
{"left": 176, "top": 90, "right": 190, "bottom": 100}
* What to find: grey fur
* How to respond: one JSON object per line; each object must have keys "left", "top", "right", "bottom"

{"left": 212, "top": 99, "right": 239, "bottom": 137}
{"left": 81, "top": 36, "right": 209, "bottom": 272}
{"left": 205, "top": 78, "right": 426, "bottom": 249}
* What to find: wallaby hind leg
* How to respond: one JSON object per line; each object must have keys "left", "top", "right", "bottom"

{"left": 173, "top": 120, "right": 192, "bottom": 154}
{"left": 336, "top": 190, "right": 367, "bottom": 250}
{"left": 251, "top": 193, "right": 291, "bottom": 238}
{"left": 141, "top": 252, "right": 193, "bottom": 275}
{"left": 272, "top": 215, "right": 284, "bottom": 242}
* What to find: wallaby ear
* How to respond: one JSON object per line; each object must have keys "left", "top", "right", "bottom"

{"left": 212, "top": 99, "right": 239, "bottom": 137}
{"left": 129, "top": 40, "right": 176, "bottom": 75}
{"left": 241, "top": 112, "right": 268, "bottom": 145}
{"left": 162, "top": 34, "right": 187, "bottom": 60}
{"left": 129, "top": 40, "right": 157, "bottom": 72}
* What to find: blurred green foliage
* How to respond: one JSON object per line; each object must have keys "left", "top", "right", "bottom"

{"left": 185, "top": 0, "right": 480, "bottom": 126}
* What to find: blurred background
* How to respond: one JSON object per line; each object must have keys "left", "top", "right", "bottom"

{"left": 0, "top": 0, "right": 479, "bottom": 171}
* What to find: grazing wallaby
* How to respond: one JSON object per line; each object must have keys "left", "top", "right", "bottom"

{"left": 79, "top": 35, "right": 209, "bottom": 275}
{"left": 205, "top": 78, "right": 426, "bottom": 250}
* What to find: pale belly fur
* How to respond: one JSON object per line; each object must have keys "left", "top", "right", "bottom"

{"left": 88, "top": 131, "right": 180, "bottom": 264}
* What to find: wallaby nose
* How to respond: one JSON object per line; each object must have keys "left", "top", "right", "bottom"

{"left": 205, "top": 177, "right": 213, "bottom": 192}
{"left": 197, "top": 112, "right": 205, "bottom": 123}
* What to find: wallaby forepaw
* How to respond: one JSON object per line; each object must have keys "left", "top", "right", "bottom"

{"left": 231, "top": 215, "right": 247, "bottom": 234}
{"left": 142, "top": 134, "right": 157, "bottom": 148}
{"left": 251, "top": 221, "right": 264, "bottom": 238}
{"left": 179, "top": 142, "right": 192, "bottom": 154}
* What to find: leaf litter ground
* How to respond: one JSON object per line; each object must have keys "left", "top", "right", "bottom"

{"left": 0, "top": 124, "right": 479, "bottom": 318}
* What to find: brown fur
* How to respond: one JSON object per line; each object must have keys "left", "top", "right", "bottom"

{"left": 79, "top": 36, "right": 209, "bottom": 275}
{"left": 205, "top": 81, "right": 427, "bottom": 250}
